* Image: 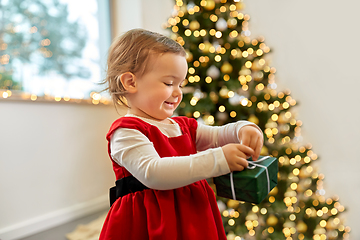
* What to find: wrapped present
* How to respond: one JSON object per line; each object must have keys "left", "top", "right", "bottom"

{"left": 213, "top": 156, "right": 278, "bottom": 204}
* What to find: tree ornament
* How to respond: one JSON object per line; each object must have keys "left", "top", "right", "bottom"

{"left": 229, "top": 92, "right": 241, "bottom": 105}
{"left": 189, "top": 20, "right": 200, "bottom": 31}
{"left": 180, "top": 5, "right": 188, "bottom": 14}
{"left": 304, "top": 180, "right": 313, "bottom": 193}
{"left": 314, "top": 226, "right": 326, "bottom": 235}
{"left": 236, "top": 2, "right": 245, "bottom": 11}
{"left": 219, "top": 86, "right": 229, "bottom": 98}
{"left": 171, "top": 8, "right": 178, "bottom": 17}
{"left": 253, "top": 71, "right": 264, "bottom": 81}
{"left": 216, "top": 112, "right": 228, "bottom": 122}
{"left": 279, "top": 124, "right": 290, "bottom": 134}
{"left": 299, "top": 168, "right": 310, "bottom": 179}
{"left": 202, "top": 41, "right": 212, "bottom": 53}
{"left": 206, "top": 65, "right": 220, "bottom": 79}
{"left": 277, "top": 113, "right": 287, "bottom": 124}
{"left": 285, "top": 189, "right": 297, "bottom": 198}
{"left": 227, "top": 199, "right": 240, "bottom": 209}
{"left": 326, "top": 219, "right": 338, "bottom": 230}
{"left": 239, "top": 67, "right": 251, "bottom": 76}
{"left": 203, "top": 114, "right": 215, "bottom": 125}
{"left": 246, "top": 212, "right": 258, "bottom": 221}
{"left": 203, "top": 0, "right": 216, "bottom": 11}
{"left": 251, "top": 60, "right": 263, "bottom": 71}
{"left": 269, "top": 186, "right": 278, "bottom": 195}
{"left": 193, "top": 89, "right": 204, "bottom": 99}
{"left": 185, "top": 50, "right": 193, "bottom": 62}
{"left": 220, "top": 62, "right": 233, "bottom": 74}
{"left": 212, "top": 41, "right": 221, "bottom": 50}
{"left": 260, "top": 145, "right": 269, "bottom": 155}
{"left": 266, "top": 214, "right": 278, "bottom": 226}
{"left": 226, "top": 232, "right": 236, "bottom": 240}
{"left": 216, "top": 18, "right": 228, "bottom": 31}
{"left": 228, "top": 18, "right": 239, "bottom": 29}
{"left": 248, "top": 114, "right": 259, "bottom": 125}
{"left": 209, "top": 91, "right": 219, "bottom": 103}
{"left": 217, "top": 200, "right": 227, "bottom": 213}
{"left": 296, "top": 181, "right": 306, "bottom": 192}
{"left": 296, "top": 220, "right": 308, "bottom": 233}
{"left": 283, "top": 221, "right": 296, "bottom": 229}
{"left": 187, "top": 1, "right": 196, "bottom": 11}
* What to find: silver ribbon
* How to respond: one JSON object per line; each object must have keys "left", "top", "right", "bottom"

{"left": 230, "top": 156, "right": 271, "bottom": 200}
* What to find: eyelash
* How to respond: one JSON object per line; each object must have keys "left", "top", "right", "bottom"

{"left": 164, "top": 83, "right": 183, "bottom": 88}
{"left": 164, "top": 83, "right": 184, "bottom": 88}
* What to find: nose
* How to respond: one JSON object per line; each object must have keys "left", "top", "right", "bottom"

{"left": 173, "top": 85, "right": 182, "bottom": 97}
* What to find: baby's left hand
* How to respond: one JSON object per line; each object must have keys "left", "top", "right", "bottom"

{"left": 238, "top": 126, "right": 264, "bottom": 161}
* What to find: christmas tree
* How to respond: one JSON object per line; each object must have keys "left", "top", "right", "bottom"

{"left": 0, "top": 0, "right": 89, "bottom": 91}
{"left": 166, "top": 0, "right": 350, "bottom": 239}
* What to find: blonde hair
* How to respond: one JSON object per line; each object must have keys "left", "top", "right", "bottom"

{"left": 105, "top": 29, "right": 186, "bottom": 106}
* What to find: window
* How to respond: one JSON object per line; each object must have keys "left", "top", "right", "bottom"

{"left": 0, "top": 0, "right": 111, "bottom": 101}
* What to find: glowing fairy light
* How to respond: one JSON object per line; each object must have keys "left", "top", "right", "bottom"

{"left": 193, "top": 111, "right": 200, "bottom": 118}
{"left": 240, "top": 98, "right": 248, "bottom": 106}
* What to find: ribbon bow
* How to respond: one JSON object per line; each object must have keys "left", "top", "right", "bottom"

{"left": 229, "top": 156, "right": 271, "bottom": 200}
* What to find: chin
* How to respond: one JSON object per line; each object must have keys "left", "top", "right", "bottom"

{"left": 164, "top": 113, "right": 175, "bottom": 119}
{"left": 153, "top": 113, "right": 171, "bottom": 121}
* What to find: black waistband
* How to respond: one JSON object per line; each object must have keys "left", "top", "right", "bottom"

{"left": 109, "top": 175, "right": 149, "bottom": 207}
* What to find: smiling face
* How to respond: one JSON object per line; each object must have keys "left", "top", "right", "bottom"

{"left": 126, "top": 52, "right": 188, "bottom": 122}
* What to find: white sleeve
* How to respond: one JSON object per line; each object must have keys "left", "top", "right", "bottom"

{"left": 110, "top": 128, "right": 230, "bottom": 190}
{"left": 196, "top": 121, "right": 262, "bottom": 151}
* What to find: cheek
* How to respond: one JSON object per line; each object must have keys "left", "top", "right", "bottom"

{"left": 175, "top": 93, "right": 183, "bottom": 105}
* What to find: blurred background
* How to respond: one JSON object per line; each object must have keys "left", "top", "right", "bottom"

{"left": 0, "top": 0, "right": 359, "bottom": 239}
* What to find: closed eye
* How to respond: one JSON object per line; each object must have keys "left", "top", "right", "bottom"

{"left": 164, "top": 83, "right": 173, "bottom": 86}
{"left": 180, "top": 80, "right": 187, "bottom": 88}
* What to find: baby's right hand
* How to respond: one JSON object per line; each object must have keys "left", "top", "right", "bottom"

{"left": 222, "top": 143, "right": 254, "bottom": 172}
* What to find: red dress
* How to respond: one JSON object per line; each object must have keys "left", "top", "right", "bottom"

{"left": 99, "top": 116, "right": 226, "bottom": 240}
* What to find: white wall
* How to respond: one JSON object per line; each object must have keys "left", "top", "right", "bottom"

{"left": 0, "top": 101, "right": 123, "bottom": 239}
{"left": 111, "top": 0, "right": 174, "bottom": 38}
{"left": 113, "top": 0, "right": 360, "bottom": 237}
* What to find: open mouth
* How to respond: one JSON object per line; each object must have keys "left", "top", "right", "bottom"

{"left": 164, "top": 101, "right": 176, "bottom": 107}
{"left": 164, "top": 97, "right": 178, "bottom": 108}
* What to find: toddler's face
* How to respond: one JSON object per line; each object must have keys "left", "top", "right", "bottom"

{"left": 128, "top": 53, "right": 188, "bottom": 122}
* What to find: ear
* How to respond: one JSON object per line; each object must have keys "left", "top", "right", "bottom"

{"left": 120, "top": 72, "right": 137, "bottom": 93}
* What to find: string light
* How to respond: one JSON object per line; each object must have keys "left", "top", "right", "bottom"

{"left": 166, "top": 1, "right": 349, "bottom": 239}
{"left": 1, "top": 90, "right": 110, "bottom": 105}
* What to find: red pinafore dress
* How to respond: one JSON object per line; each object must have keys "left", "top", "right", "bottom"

{"left": 99, "top": 116, "right": 226, "bottom": 240}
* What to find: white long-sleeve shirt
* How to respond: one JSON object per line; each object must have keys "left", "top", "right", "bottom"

{"left": 110, "top": 114, "right": 261, "bottom": 190}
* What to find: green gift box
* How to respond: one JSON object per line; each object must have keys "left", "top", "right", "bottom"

{"left": 213, "top": 156, "right": 278, "bottom": 204}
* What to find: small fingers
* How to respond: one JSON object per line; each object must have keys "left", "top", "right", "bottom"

{"left": 236, "top": 144, "right": 254, "bottom": 158}
{"left": 232, "top": 158, "right": 247, "bottom": 171}
{"left": 235, "top": 164, "right": 245, "bottom": 171}
{"left": 248, "top": 137, "right": 258, "bottom": 155}
{"left": 252, "top": 136, "right": 263, "bottom": 161}
{"left": 240, "top": 127, "right": 264, "bottom": 161}
{"left": 237, "top": 156, "right": 249, "bottom": 169}
{"left": 241, "top": 134, "right": 251, "bottom": 148}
